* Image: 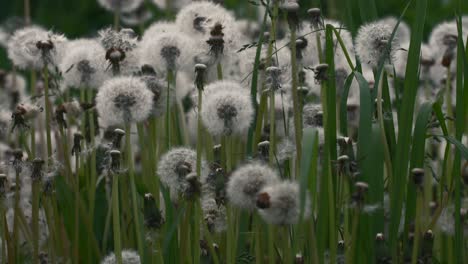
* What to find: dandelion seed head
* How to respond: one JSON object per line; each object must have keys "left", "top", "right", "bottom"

{"left": 139, "top": 32, "right": 194, "bottom": 73}
{"left": 96, "top": 76, "right": 152, "bottom": 126}
{"left": 101, "top": 249, "right": 141, "bottom": 264}
{"left": 227, "top": 162, "right": 280, "bottom": 211}
{"left": 302, "top": 103, "right": 323, "bottom": 127}
{"left": 257, "top": 181, "right": 310, "bottom": 225}
{"left": 59, "top": 39, "right": 109, "bottom": 89}
{"left": 157, "top": 147, "right": 208, "bottom": 201}
{"left": 355, "top": 22, "right": 398, "bottom": 68}
{"left": 379, "top": 17, "right": 411, "bottom": 43}
{"left": 141, "top": 21, "right": 178, "bottom": 43}
{"left": 151, "top": 0, "right": 190, "bottom": 10}
{"left": 97, "top": 0, "right": 144, "bottom": 13}
{"left": 8, "top": 26, "right": 67, "bottom": 70}
{"left": 201, "top": 81, "right": 253, "bottom": 136}
{"left": 176, "top": 1, "right": 230, "bottom": 37}
{"left": 121, "top": 6, "right": 153, "bottom": 26}
{"left": 0, "top": 72, "right": 27, "bottom": 109}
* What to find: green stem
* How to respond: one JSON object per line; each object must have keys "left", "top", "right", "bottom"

{"left": 88, "top": 89, "right": 97, "bottom": 224}
{"left": 114, "top": 9, "right": 120, "bottom": 30}
{"left": 31, "top": 180, "right": 40, "bottom": 264}
{"left": 289, "top": 25, "right": 302, "bottom": 171}
{"left": 43, "top": 66, "right": 53, "bottom": 167}
{"left": 377, "top": 74, "right": 394, "bottom": 184}
{"left": 269, "top": 90, "right": 276, "bottom": 166}
{"left": 30, "top": 70, "right": 36, "bottom": 159}
{"left": 217, "top": 62, "right": 223, "bottom": 80}
{"left": 112, "top": 174, "right": 122, "bottom": 264}
{"left": 411, "top": 189, "right": 423, "bottom": 264}
{"left": 125, "top": 123, "right": 144, "bottom": 259}
{"left": 166, "top": 70, "right": 173, "bottom": 150}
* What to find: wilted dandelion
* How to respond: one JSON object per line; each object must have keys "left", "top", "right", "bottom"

{"left": 99, "top": 27, "right": 138, "bottom": 75}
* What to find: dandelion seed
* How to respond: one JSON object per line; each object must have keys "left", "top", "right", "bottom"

{"left": 99, "top": 27, "right": 139, "bottom": 75}
{"left": 227, "top": 162, "right": 280, "bottom": 211}
{"left": 141, "top": 21, "right": 178, "bottom": 43}
{"left": 355, "top": 22, "right": 399, "bottom": 68}
{"left": 202, "top": 197, "right": 227, "bottom": 233}
{"left": 96, "top": 76, "right": 152, "bottom": 127}
{"left": 257, "top": 181, "right": 310, "bottom": 225}
{"left": 265, "top": 66, "right": 282, "bottom": 91}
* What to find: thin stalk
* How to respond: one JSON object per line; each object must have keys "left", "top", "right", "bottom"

{"left": 31, "top": 180, "right": 40, "bottom": 264}
{"left": 88, "top": 89, "right": 97, "bottom": 223}
{"left": 194, "top": 78, "right": 204, "bottom": 264}
{"left": 125, "top": 123, "right": 144, "bottom": 259}
{"left": 217, "top": 62, "right": 223, "bottom": 80}
{"left": 74, "top": 152, "right": 80, "bottom": 263}
{"left": 30, "top": 70, "right": 36, "bottom": 158}
{"left": 165, "top": 70, "right": 174, "bottom": 149}
{"left": 377, "top": 73, "right": 394, "bottom": 183}
{"left": 12, "top": 169, "right": 21, "bottom": 262}
{"left": 112, "top": 173, "right": 123, "bottom": 264}
{"left": 347, "top": 206, "right": 361, "bottom": 263}
{"left": 114, "top": 9, "right": 120, "bottom": 30}
{"left": 411, "top": 189, "right": 423, "bottom": 264}
{"left": 289, "top": 25, "right": 302, "bottom": 171}
{"left": 269, "top": 90, "right": 276, "bottom": 166}
{"left": 267, "top": 225, "right": 275, "bottom": 263}
{"left": 43, "top": 66, "right": 53, "bottom": 167}
{"left": 24, "top": 0, "right": 31, "bottom": 25}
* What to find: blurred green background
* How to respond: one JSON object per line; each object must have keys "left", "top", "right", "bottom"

{"left": 0, "top": 0, "right": 467, "bottom": 68}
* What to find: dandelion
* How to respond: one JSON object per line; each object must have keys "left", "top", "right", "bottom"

{"left": 201, "top": 81, "right": 253, "bottom": 137}
{"left": 101, "top": 249, "right": 141, "bottom": 264}
{"left": 202, "top": 197, "right": 227, "bottom": 233}
{"left": 256, "top": 181, "right": 310, "bottom": 225}
{"left": 7, "top": 26, "right": 67, "bottom": 70}
{"left": 157, "top": 147, "right": 207, "bottom": 201}
{"left": 121, "top": 5, "right": 153, "bottom": 27}
{"left": 226, "top": 162, "right": 280, "bottom": 210}
{"left": 428, "top": 22, "right": 459, "bottom": 67}
{"left": 143, "top": 193, "right": 165, "bottom": 229}
{"left": 96, "top": 76, "right": 153, "bottom": 127}
{"left": 139, "top": 32, "right": 193, "bottom": 74}
{"left": 151, "top": 0, "right": 190, "bottom": 11}
{"left": 265, "top": 66, "right": 283, "bottom": 91}
{"left": 355, "top": 21, "right": 399, "bottom": 68}
{"left": 0, "top": 72, "right": 27, "bottom": 110}
{"left": 99, "top": 27, "right": 139, "bottom": 75}
{"left": 141, "top": 21, "right": 178, "bottom": 43}
{"left": 97, "top": 0, "right": 144, "bottom": 13}
{"left": 139, "top": 72, "right": 174, "bottom": 117}
{"left": 59, "top": 39, "right": 108, "bottom": 89}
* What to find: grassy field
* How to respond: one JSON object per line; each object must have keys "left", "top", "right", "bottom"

{"left": 0, "top": 0, "right": 467, "bottom": 263}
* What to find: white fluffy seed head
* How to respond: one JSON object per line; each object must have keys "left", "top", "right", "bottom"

{"left": 101, "top": 249, "right": 141, "bottom": 264}
{"left": 141, "top": 21, "right": 178, "bottom": 43}
{"left": 378, "top": 17, "right": 411, "bottom": 43}
{"left": 151, "top": 0, "right": 191, "bottom": 11}
{"left": 257, "top": 181, "right": 310, "bottom": 225}
{"left": 176, "top": 1, "right": 230, "bottom": 38}
{"left": 99, "top": 28, "right": 139, "bottom": 75}
{"left": 428, "top": 22, "right": 459, "bottom": 60}
{"left": 227, "top": 162, "right": 280, "bottom": 211}
{"left": 98, "top": 0, "right": 144, "bottom": 13}
{"left": 96, "top": 76, "right": 153, "bottom": 127}
{"left": 59, "top": 39, "right": 109, "bottom": 89}
{"left": 201, "top": 197, "right": 227, "bottom": 233}
{"left": 7, "top": 26, "right": 67, "bottom": 70}
{"left": 201, "top": 81, "right": 253, "bottom": 137}
{"left": 355, "top": 22, "right": 399, "bottom": 69}
{"left": 157, "top": 147, "right": 207, "bottom": 201}
{"left": 139, "top": 32, "right": 194, "bottom": 74}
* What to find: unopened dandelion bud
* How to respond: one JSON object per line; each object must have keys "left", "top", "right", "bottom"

{"left": 282, "top": 2, "right": 300, "bottom": 29}
{"left": 256, "top": 192, "right": 271, "bottom": 209}
{"left": 421, "top": 229, "right": 434, "bottom": 260}
{"left": 194, "top": 63, "right": 207, "bottom": 91}
{"left": 313, "top": 63, "right": 328, "bottom": 83}
{"left": 71, "top": 133, "right": 84, "bottom": 156}
{"left": 112, "top": 128, "right": 126, "bottom": 149}
{"left": 411, "top": 168, "right": 425, "bottom": 187}
{"left": 295, "top": 253, "right": 304, "bottom": 264}
{"left": 265, "top": 66, "right": 282, "bottom": 91}
{"left": 12, "top": 149, "right": 23, "bottom": 173}
{"left": 213, "top": 144, "right": 222, "bottom": 163}
{"left": 143, "top": 193, "right": 165, "bottom": 229}
{"left": 352, "top": 181, "right": 368, "bottom": 203}
{"left": 31, "top": 158, "right": 45, "bottom": 182}
{"left": 307, "top": 8, "right": 323, "bottom": 29}
{"left": 110, "top": 150, "right": 121, "bottom": 172}
{"left": 295, "top": 37, "right": 308, "bottom": 60}
{"left": 141, "top": 64, "right": 156, "bottom": 76}
{"left": 0, "top": 174, "right": 7, "bottom": 198}
{"left": 257, "top": 140, "right": 270, "bottom": 160}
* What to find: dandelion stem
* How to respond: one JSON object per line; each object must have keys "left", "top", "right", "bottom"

{"left": 31, "top": 180, "right": 40, "bottom": 264}
{"left": 43, "top": 66, "right": 53, "bottom": 167}
{"left": 411, "top": 188, "right": 423, "bottom": 264}
{"left": 125, "top": 123, "right": 145, "bottom": 259}
{"left": 289, "top": 23, "right": 302, "bottom": 172}
{"left": 30, "top": 70, "right": 36, "bottom": 159}
{"left": 377, "top": 73, "right": 394, "bottom": 185}
{"left": 112, "top": 173, "right": 122, "bottom": 264}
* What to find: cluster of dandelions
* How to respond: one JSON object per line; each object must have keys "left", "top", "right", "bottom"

{"left": 0, "top": 0, "right": 467, "bottom": 263}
